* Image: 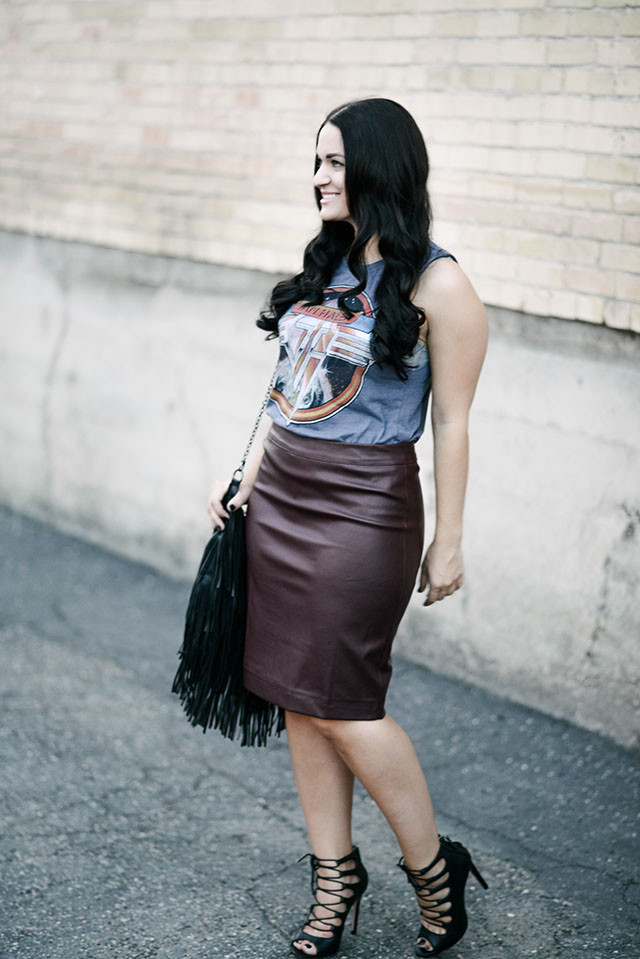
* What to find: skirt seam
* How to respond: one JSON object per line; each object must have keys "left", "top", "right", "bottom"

{"left": 376, "top": 463, "right": 412, "bottom": 683}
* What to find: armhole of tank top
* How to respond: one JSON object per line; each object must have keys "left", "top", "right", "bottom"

{"left": 424, "top": 250, "right": 458, "bottom": 271}
{"left": 416, "top": 249, "right": 456, "bottom": 351}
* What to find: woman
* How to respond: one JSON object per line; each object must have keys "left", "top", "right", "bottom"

{"left": 209, "top": 98, "right": 489, "bottom": 958}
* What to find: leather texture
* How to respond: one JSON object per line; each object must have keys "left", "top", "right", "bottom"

{"left": 243, "top": 423, "right": 424, "bottom": 719}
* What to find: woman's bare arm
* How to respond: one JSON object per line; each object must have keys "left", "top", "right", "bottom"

{"left": 413, "top": 257, "right": 488, "bottom": 605}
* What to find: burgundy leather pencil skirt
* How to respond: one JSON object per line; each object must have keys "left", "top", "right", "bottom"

{"left": 243, "top": 423, "right": 425, "bottom": 720}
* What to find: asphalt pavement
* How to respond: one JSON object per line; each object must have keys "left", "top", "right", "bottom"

{"left": 0, "top": 505, "right": 638, "bottom": 959}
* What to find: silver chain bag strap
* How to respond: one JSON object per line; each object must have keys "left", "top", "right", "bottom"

{"left": 227, "top": 364, "right": 278, "bottom": 498}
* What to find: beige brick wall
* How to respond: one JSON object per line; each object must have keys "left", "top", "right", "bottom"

{"left": 1, "top": 1, "right": 639, "bottom": 330}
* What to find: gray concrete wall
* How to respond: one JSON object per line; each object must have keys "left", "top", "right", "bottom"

{"left": 1, "top": 230, "right": 638, "bottom": 747}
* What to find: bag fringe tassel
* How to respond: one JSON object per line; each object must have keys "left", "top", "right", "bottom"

{"left": 171, "top": 488, "right": 285, "bottom": 747}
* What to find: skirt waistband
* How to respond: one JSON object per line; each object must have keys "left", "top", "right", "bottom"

{"left": 267, "top": 422, "right": 418, "bottom": 466}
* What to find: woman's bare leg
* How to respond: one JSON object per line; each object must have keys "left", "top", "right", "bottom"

{"left": 311, "top": 713, "right": 440, "bottom": 866}
{"left": 286, "top": 710, "right": 355, "bottom": 856}
{"left": 286, "top": 711, "right": 357, "bottom": 956}
{"left": 286, "top": 711, "right": 443, "bottom": 954}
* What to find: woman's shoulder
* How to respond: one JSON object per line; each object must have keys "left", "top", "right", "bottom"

{"left": 413, "top": 246, "right": 487, "bottom": 344}
{"left": 416, "top": 244, "right": 469, "bottom": 306}
{"left": 423, "top": 240, "right": 458, "bottom": 270}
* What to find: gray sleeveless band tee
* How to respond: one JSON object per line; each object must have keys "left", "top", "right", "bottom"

{"left": 266, "top": 241, "right": 457, "bottom": 445}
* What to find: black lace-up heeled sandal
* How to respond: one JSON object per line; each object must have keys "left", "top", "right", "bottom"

{"left": 398, "top": 834, "right": 488, "bottom": 957}
{"left": 291, "top": 846, "right": 369, "bottom": 958}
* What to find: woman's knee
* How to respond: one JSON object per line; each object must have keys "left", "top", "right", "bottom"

{"left": 285, "top": 710, "right": 337, "bottom": 737}
{"left": 286, "top": 711, "right": 379, "bottom": 744}
{"left": 285, "top": 712, "right": 344, "bottom": 739}
{"left": 306, "top": 716, "right": 359, "bottom": 743}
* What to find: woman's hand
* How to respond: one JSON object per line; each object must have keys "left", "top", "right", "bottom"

{"left": 418, "top": 540, "right": 464, "bottom": 606}
{"left": 207, "top": 417, "right": 272, "bottom": 530}
{"left": 207, "top": 475, "right": 254, "bottom": 531}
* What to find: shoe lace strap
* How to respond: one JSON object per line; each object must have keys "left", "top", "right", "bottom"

{"left": 398, "top": 853, "right": 452, "bottom": 928}
{"left": 297, "top": 851, "right": 361, "bottom": 934}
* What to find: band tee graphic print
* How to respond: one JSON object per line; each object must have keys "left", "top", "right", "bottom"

{"left": 271, "top": 287, "right": 375, "bottom": 424}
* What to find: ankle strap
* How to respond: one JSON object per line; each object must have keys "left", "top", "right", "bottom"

{"left": 398, "top": 834, "right": 471, "bottom": 877}
{"left": 298, "top": 845, "right": 361, "bottom": 869}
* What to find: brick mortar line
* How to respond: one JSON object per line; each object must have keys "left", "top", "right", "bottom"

{"left": 0, "top": 165, "right": 636, "bottom": 197}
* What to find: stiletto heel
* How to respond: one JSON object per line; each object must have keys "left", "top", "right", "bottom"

{"left": 469, "top": 859, "right": 488, "bottom": 889}
{"left": 350, "top": 894, "right": 361, "bottom": 935}
{"left": 291, "top": 845, "right": 368, "bottom": 958}
{"left": 398, "top": 834, "right": 488, "bottom": 957}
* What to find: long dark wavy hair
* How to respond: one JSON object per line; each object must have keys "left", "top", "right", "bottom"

{"left": 257, "top": 98, "right": 433, "bottom": 380}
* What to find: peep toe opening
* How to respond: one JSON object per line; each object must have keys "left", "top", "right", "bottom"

{"left": 398, "top": 834, "right": 487, "bottom": 958}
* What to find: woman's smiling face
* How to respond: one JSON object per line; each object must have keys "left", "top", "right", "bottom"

{"left": 313, "top": 122, "right": 354, "bottom": 226}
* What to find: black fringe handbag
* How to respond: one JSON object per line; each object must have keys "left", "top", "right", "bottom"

{"left": 171, "top": 373, "right": 285, "bottom": 747}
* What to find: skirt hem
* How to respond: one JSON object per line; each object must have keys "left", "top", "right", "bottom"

{"left": 244, "top": 668, "right": 387, "bottom": 721}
